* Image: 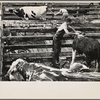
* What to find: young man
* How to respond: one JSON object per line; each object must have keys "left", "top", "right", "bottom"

{"left": 53, "top": 18, "right": 76, "bottom": 68}
{"left": 54, "top": 8, "right": 69, "bottom": 20}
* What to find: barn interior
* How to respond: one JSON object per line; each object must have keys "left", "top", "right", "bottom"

{"left": 2, "top": 2, "right": 100, "bottom": 81}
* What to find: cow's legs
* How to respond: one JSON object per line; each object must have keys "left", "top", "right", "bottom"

{"left": 39, "top": 14, "right": 46, "bottom": 21}
{"left": 70, "top": 49, "right": 76, "bottom": 65}
{"left": 95, "top": 60, "right": 99, "bottom": 72}
{"left": 98, "top": 61, "right": 100, "bottom": 72}
{"left": 95, "top": 59, "right": 100, "bottom": 72}
{"left": 85, "top": 57, "right": 91, "bottom": 68}
{"left": 23, "top": 14, "right": 29, "bottom": 20}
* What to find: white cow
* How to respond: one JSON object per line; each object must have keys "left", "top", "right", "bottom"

{"left": 8, "top": 6, "right": 49, "bottom": 20}
{"left": 6, "top": 58, "right": 26, "bottom": 76}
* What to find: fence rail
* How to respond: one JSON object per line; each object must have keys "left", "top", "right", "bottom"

{"left": 2, "top": 33, "right": 100, "bottom": 39}
{"left": 3, "top": 27, "right": 100, "bottom": 32}
{"left": 2, "top": 2, "right": 100, "bottom": 7}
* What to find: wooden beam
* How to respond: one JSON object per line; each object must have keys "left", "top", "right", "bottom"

{"left": 3, "top": 51, "right": 72, "bottom": 59}
{"left": 3, "top": 17, "right": 100, "bottom": 26}
{"left": 3, "top": 14, "right": 100, "bottom": 20}
{"left": 3, "top": 27, "right": 100, "bottom": 32}
{"left": 3, "top": 54, "right": 84, "bottom": 64}
{"left": 3, "top": 43, "right": 72, "bottom": 49}
{"left": 0, "top": 28, "right": 2, "bottom": 80}
{"left": 2, "top": 33, "right": 100, "bottom": 40}
{"left": 2, "top": 35, "right": 74, "bottom": 40}
{"left": 3, "top": 2, "right": 100, "bottom": 8}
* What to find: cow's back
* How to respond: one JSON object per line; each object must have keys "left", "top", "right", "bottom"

{"left": 72, "top": 37, "right": 100, "bottom": 60}
{"left": 20, "top": 6, "right": 47, "bottom": 17}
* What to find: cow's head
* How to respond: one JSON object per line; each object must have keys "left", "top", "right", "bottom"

{"left": 12, "top": 62, "right": 36, "bottom": 81}
{"left": 9, "top": 8, "right": 26, "bottom": 20}
{"left": 9, "top": 8, "right": 19, "bottom": 14}
{"left": 5, "top": 58, "right": 27, "bottom": 81}
{"left": 9, "top": 8, "right": 14, "bottom": 13}
{"left": 18, "top": 63, "right": 35, "bottom": 81}
{"left": 5, "top": 70, "right": 25, "bottom": 81}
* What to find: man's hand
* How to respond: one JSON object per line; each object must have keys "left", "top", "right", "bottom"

{"left": 75, "top": 31, "right": 81, "bottom": 35}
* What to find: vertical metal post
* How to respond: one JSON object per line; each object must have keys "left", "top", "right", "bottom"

{"left": 0, "top": 3, "right": 2, "bottom": 80}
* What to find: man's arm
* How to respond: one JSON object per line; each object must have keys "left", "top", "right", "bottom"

{"left": 68, "top": 25, "right": 76, "bottom": 33}
{"left": 54, "top": 9, "right": 62, "bottom": 16}
{"left": 63, "top": 26, "right": 69, "bottom": 34}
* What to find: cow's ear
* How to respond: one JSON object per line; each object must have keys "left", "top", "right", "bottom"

{"left": 20, "top": 9, "right": 25, "bottom": 14}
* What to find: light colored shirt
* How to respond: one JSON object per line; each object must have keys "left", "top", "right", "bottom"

{"left": 55, "top": 9, "right": 68, "bottom": 15}
{"left": 57, "top": 22, "right": 69, "bottom": 34}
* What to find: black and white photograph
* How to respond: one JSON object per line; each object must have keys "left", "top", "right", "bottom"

{"left": 2, "top": 1, "right": 100, "bottom": 81}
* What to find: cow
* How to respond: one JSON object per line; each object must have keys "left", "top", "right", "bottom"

{"left": 4, "top": 58, "right": 69, "bottom": 81}
{"left": 8, "top": 5, "right": 50, "bottom": 20}
{"left": 5, "top": 58, "right": 36, "bottom": 81}
{"left": 5, "top": 57, "right": 91, "bottom": 81}
{"left": 5, "top": 59, "right": 26, "bottom": 76}
{"left": 70, "top": 33, "right": 100, "bottom": 72}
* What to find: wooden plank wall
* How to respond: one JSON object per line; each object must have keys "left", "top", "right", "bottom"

{"left": 0, "top": 28, "right": 2, "bottom": 79}
{"left": 0, "top": 5, "right": 2, "bottom": 79}
{"left": 2, "top": 2, "right": 100, "bottom": 69}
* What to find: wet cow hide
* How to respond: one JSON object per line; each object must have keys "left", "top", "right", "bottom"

{"left": 5, "top": 61, "right": 68, "bottom": 81}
